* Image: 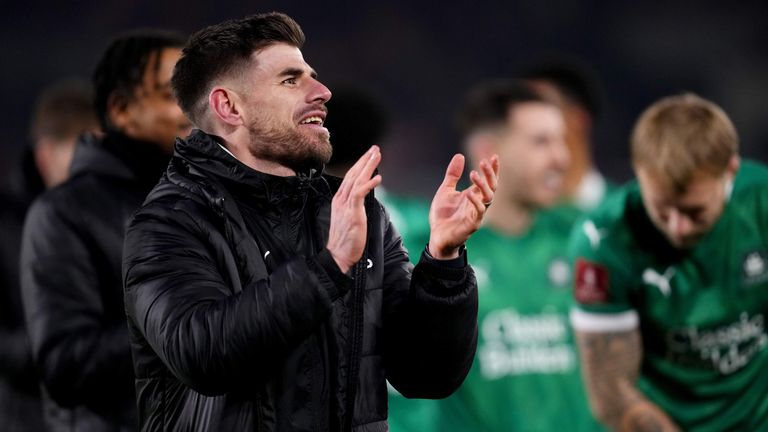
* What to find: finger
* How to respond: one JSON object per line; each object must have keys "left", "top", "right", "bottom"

{"left": 469, "top": 169, "right": 494, "bottom": 204}
{"left": 348, "top": 151, "right": 382, "bottom": 203}
{"left": 440, "top": 153, "right": 465, "bottom": 190}
{"left": 351, "top": 148, "right": 382, "bottom": 192}
{"left": 340, "top": 146, "right": 378, "bottom": 193}
{"left": 463, "top": 186, "right": 486, "bottom": 219}
{"left": 352, "top": 174, "right": 383, "bottom": 199}
{"left": 491, "top": 154, "right": 500, "bottom": 176}
{"left": 481, "top": 156, "right": 499, "bottom": 192}
{"left": 339, "top": 146, "right": 380, "bottom": 202}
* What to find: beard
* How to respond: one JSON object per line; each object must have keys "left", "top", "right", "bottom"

{"left": 246, "top": 116, "right": 332, "bottom": 173}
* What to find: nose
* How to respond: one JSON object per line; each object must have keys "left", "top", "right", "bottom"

{"left": 667, "top": 208, "right": 694, "bottom": 239}
{"left": 308, "top": 78, "right": 332, "bottom": 104}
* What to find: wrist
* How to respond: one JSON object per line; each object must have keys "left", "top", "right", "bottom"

{"left": 329, "top": 250, "right": 353, "bottom": 274}
{"left": 426, "top": 240, "right": 460, "bottom": 260}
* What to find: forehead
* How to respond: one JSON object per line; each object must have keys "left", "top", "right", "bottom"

{"left": 527, "top": 80, "right": 565, "bottom": 105}
{"left": 142, "top": 47, "right": 181, "bottom": 86}
{"left": 250, "top": 43, "right": 310, "bottom": 75}
{"left": 507, "top": 102, "right": 563, "bottom": 130}
{"left": 637, "top": 167, "right": 721, "bottom": 204}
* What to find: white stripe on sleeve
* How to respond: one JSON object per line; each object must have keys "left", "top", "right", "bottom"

{"left": 570, "top": 308, "right": 639, "bottom": 333}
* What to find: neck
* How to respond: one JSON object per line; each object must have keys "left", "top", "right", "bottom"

{"left": 236, "top": 151, "right": 296, "bottom": 177}
{"left": 485, "top": 196, "right": 535, "bottom": 236}
{"left": 219, "top": 136, "right": 296, "bottom": 177}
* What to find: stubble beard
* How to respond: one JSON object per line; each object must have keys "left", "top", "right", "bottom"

{"left": 247, "top": 119, "right": 332, "bottom": 173}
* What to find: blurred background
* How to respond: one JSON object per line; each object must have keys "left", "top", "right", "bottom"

{"left": 2, "top": 0, "right": 767, "bottom": 196}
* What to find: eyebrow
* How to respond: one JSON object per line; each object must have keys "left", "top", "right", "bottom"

{"left": 278, "top": 67, "right": 318, "bottom": 79}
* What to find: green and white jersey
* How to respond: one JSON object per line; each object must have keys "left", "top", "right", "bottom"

{"left": 378, "top": 189, "right": 436, "bottom": 432}
{"left": 569, "top": 160, "right": 768, "bottom": 431}
{"left": 435, "top": 206, "right": 602, "bottom": 432}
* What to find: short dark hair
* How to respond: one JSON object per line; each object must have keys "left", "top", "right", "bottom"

{"left": 93, "top": 30, "right": 186, "bottom": 132}
{"left": 172, "top": 12, "right": 305, "bottom": 125}
{"left": 457, "top": 79, "right": 547, "bottom": 138}
{"left": 325, "top": 87, "right": 389, "bottom": 169}
{"left": 522, "top": 59, "right": 603, "bottom": 119}
{"left": 30, "top": 78, "right": 97, "bottom": 143}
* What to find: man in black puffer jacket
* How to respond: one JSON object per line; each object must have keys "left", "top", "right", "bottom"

{"left": 122, "top": 12, "right": 499, "bottom": 431}
{"left": 20, "top": 32, "right": 191, "bottom": 431}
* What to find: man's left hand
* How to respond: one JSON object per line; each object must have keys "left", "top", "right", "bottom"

{"left": 427, "top": 154, "right": 499, "bottom": 260}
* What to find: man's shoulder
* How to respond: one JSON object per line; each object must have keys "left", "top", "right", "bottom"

{"left": 136, "top": 178, "right": 213, "bottom": 224}
{"left": 25, "top": 173, "right": 114, "bottom": 226}
{"left": 733, "top": 159, "right": 768, "bottom": 199}
{"left": 570, "top": 182, "right": 642, "bottom": 256}
{"left": 538, "top": 203, "right": 583, "bottom": 233}
{"left": 586, "top": 181, "right": 639, "bottom": 223}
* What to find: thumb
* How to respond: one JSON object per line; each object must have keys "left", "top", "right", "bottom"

{"left": 441, "top": 153, "right": 465, "bottom": 189}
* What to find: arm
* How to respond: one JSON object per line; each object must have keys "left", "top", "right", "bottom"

{"left": 123, "top": 205, "right": 346, "bottom": 396}
{"left": 384, "top": 153, "right": 498, "bottom": 398}
{"left": 128, "top": 146, "right": 378, "bottom": 396}
{"left": 382, "top": 219, "right": 478, "bottom": 398}
{"left": 576, "top": 328, "right": 680, "bottom": 431}
{"left": 0, "top": 207, "right": 36, "bottom": 387}
{"left": 20, "top": 198, "right": 134, "bottom": 407}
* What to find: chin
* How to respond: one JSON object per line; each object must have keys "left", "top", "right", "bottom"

{"left": 667, "top": 236, "right": 700, "bottom": 250}
{"left": 535, "top": 191, "right": 562, "bottom": 208}
{"left": 311, "top": 140, "right": 332, "bottom": 163}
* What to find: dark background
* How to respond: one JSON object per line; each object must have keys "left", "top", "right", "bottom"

{"left": 3, "top": 0, "right": 767, "bottom": 197}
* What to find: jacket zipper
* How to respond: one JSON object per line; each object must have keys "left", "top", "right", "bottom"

{"left": 342, "top": 194, "right": 373, "bottom": 431}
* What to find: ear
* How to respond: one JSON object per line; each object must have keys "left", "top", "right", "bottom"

{"left": 33, "top": 139, "right": 54, "bottom": 187}
{"left": 726, "top": 154, "right": 741, "bottom": 179}
{"left": 106, "top": 93, "right": 131, "bottom": 130}
{"left": 466, "top": 133, "right": 497, "bottom": 164}
{"left": 209, "top": 87, "right": 244, "bottom": 126}
{"left": 571, "top": 106, "right": 592, "bottom": 134}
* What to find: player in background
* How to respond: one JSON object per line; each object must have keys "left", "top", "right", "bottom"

{"left": 523, "top": 59, "right": 612, "bottom": 210}
{"left": 0, "top": 78, "right": 98, "bottom": 432}
{"left": 20, "top": 31, "right": 189, "bottom": 431}
{"left": 570, "top": 93, "right": 768, "bottom": 431}
{"left": 433, "top": 79, "right": 602, "bottom": 431}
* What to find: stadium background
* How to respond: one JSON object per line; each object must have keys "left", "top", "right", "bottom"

{"left": 2, "top": 0, "right": 767, "bottom": 195}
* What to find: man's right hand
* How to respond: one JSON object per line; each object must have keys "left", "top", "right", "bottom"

{"left": 327, "top": 146, "right": 382, "bottom": 273}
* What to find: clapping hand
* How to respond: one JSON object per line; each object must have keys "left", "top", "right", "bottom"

{"left": 327, "top": 146, "right": 382, "bottom": 273}
{"left": 427, "top": 154, "right": 499, "bottom": 259}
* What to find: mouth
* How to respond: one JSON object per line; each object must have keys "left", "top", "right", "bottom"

{"left": 542, "top": 171, "right": 564, "bottom": 191}
{"left": 298, "top": 111, "right": 327, "bottom": 127}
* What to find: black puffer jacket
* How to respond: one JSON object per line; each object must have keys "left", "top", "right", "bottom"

{"left": 122, "top": 130, "right": 478, "bottom": 431}
{"left": 0, "top": 189, "right": 45, "bottom": 432}
{"left": 21, "top": 133, "right": 171, "bottom": 431}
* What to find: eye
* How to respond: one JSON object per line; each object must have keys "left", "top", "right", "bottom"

{"left": 282, "top": 77, "right": 297, "bottom": 85}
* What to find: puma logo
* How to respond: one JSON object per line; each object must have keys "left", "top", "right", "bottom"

{"left": 582, "top": 220, "right": 607, "bottom": 250}
{"left": 643, "top": 267, "right": 675, "bottom": 297}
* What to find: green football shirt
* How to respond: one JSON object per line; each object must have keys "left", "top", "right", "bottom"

{"left": 569, "top": 160, "right": 768, "bottom": 431}
{"left": 434, "top": 206, "right": 602, "bottom": 431}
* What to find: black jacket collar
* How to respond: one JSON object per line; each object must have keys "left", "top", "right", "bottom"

{"left": 70, "top": 132, "right": 171, "bottom": 189}
{"left": 174, "top": 130, "right": 332, "bottom": 206}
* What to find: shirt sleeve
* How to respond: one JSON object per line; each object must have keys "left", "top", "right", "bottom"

{"left": 567, "top": 217, "right": 639, "bottom": 333}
